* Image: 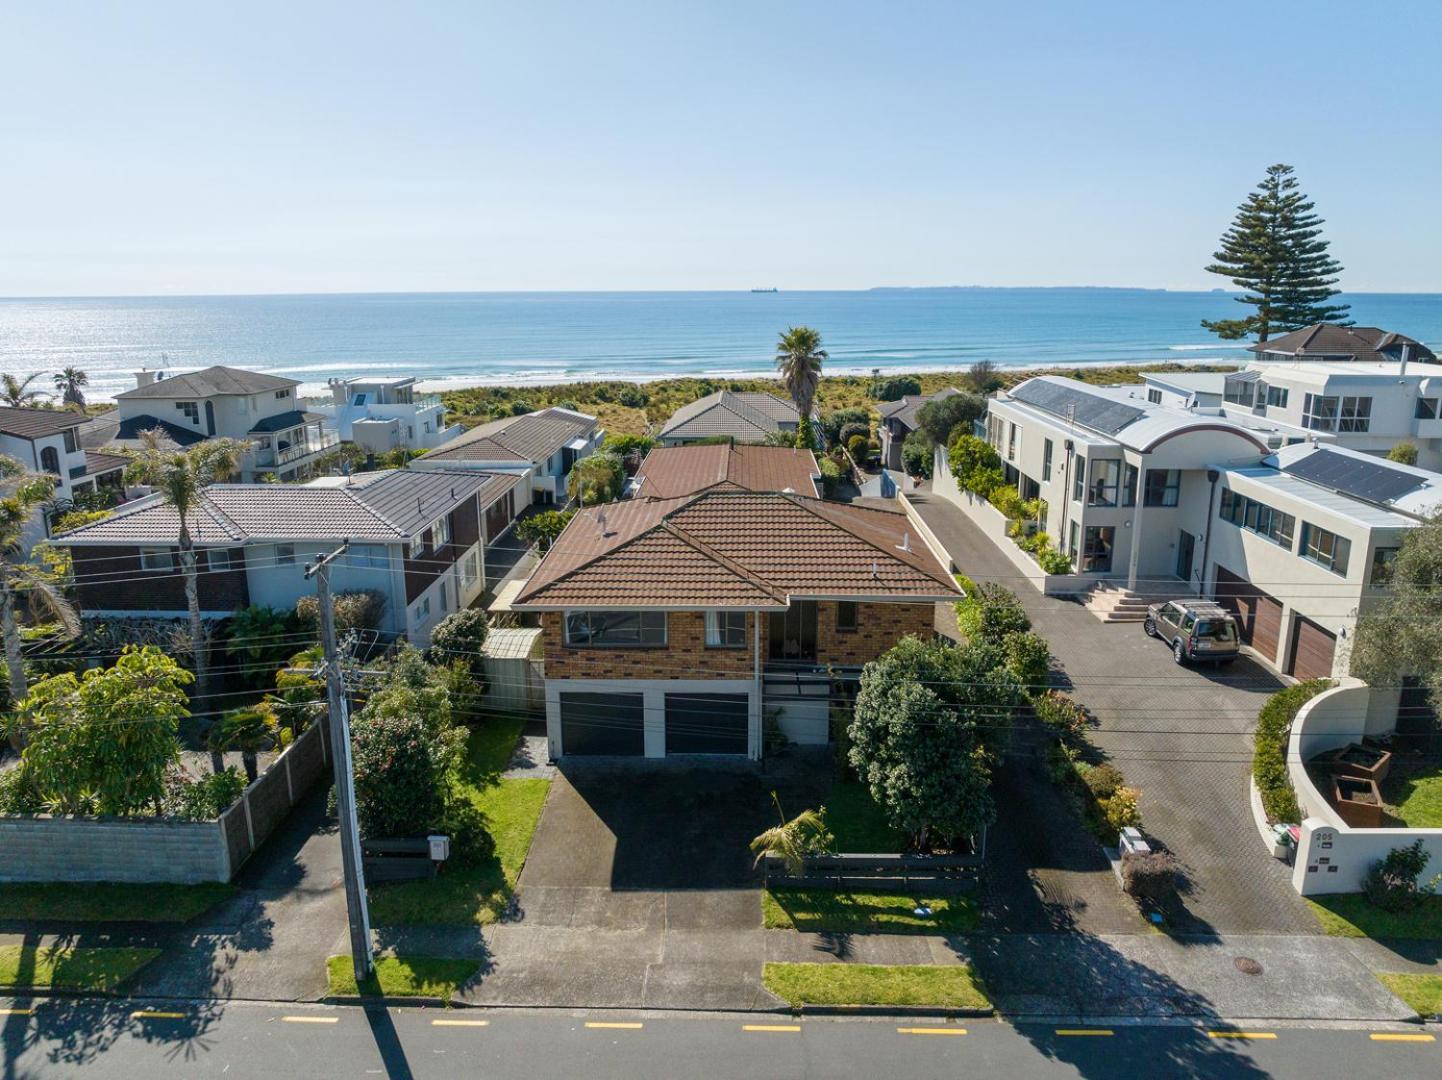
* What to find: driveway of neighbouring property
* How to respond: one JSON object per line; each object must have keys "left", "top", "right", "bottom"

{"left": 907, "top": 487, "right": 1317, "bottom": 936}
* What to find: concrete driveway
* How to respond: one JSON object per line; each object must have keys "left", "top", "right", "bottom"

{"left": 908, "top": 489, "right": 1317, "bottom": 935}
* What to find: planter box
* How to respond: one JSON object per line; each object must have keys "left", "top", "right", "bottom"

{"left": 1322, "top": 742, "right": 1393, "bottom": 785}
{"left": 1331, "top": 774, "right": 1385, "bottom": 829}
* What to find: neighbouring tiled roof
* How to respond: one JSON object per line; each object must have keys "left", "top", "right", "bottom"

{"left": 0, "top": 407, "right": 88, "bottom": 440}
{"left": 631, "top": 444, "right": 820, "bottom": 499}
{"left": 657, "top": 391, "right": 799, "bottom": 441}
{"left": 1249, "top": 324, "right": 1437, "bottom": 364}
{"left": 83, "top": 450, "right": 129, "bottom": 476}
{"left": 53, "top": 469, "right": 519, "bottom": 546}
{"left": 111, "top": 414, "right": 208, "bottom": 447}
{"left": 876, "top": 387, "right": 964, "bottom": 431}
{"left": 116, "top": 366, "right": 299, "bottom": 400}
{"left": 514, "top": 489, "right": 959, "bottom": 608}
{"left": 423, "top": 408, "right": 598, "bottom": 465}
{"left": 248, "top": 410, "right": 326, "bottom": 434}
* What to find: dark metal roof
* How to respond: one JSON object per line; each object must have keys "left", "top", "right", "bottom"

{"left": 116, "top": 366, "right": 299, "bottom": 400}
{"left": 249, "top": 410, "right": 324, "bottom": 433}
{"left": 1281, "top": 448, "right": 1428, "bottom": 505}
{"left": 114, "top": 414, "right": 208, "bottom": 446}
{"left": 1226, "top": 369, "right": 1262, "bottom": 383}
{"left": 1009, "top": 380, "right": 1145, "bottom": 435}
{"left": 0, "top": 407, "right": 88, "bottom": 440}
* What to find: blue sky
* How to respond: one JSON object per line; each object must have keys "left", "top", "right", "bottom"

{"left": 3, "top": 1, "right": 1439, "bottom": 295}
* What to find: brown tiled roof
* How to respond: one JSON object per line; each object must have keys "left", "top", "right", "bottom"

{"left": 1248, "top": 324, "right": 1437, "bottom": 364}
{"left": 0, "top": 407, "right": 88, "bottom": 440}
{"left": 422, "top": 408, "right": 597, "bottom": 464}
{"left": 116, "top": 366, "right": 299, "bottom": 400}
{"left": 632, "top": 444, "right": 820, "bottom": 499}
{"left": 53, "top": 469, "right": 519, "bottom": 546}
{"left": 657, "top": 391, "right": 799, "bottom": 441}
{"left": 82, "top": 450, "right": 129, "bottom": 476}
{"left": 514, "top": 490, "right": 959, "bottom": 609}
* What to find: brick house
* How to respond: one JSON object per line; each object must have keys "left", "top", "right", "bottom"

{"left": 511, "top": 490, "right": 960, "bottom": 760}
{"left": 51, "top": 468, "right": 520, "bottom": 645}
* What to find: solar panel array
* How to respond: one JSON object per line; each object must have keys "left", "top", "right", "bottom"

{"left": 1010, "top": 380, "right": 1146, "bottom": 435}
{"left": 1281, "top": 448, "right": 1428, "bottom": 504}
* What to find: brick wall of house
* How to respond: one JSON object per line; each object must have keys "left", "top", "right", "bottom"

{"left": 815, "top": 601, "right": 937, "bottom": 667}
{"left": 72, "top": 545, "right": 250, "bottom": 612}
{"left": 541, "top": 610, "right": 757, "bottom": 680}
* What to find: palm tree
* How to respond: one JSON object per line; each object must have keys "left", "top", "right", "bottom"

{"left": 0, "top": 373, "right": 46, "bottom": 408}
{"left": 0, "top": 455, "right": 79, "bottom": 747}
{"left": 775, "top": 326, "right": 827, "bottom": 421}
{"left": 206, "top": 707, "right": 277, "bottom": 781}
{"left": 749, "top": 793, "right": 833, "bottom": 877}
{"left": 52, "top": 368, "right": 89, "bottom": 410}
{"left": 125, "top": 433, "right": 246, "bottom": 713}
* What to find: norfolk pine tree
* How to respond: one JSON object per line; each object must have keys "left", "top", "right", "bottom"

{"left": 1202, "top": 164, "right": 1350, "bottom": 342}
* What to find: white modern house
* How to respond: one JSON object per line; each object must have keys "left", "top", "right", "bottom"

{"left": 0, "top": 406, "right": 130, "bottom": 550}
{"left": 313, "top": 377, "right": 461, "bottom": 454}
{"left": 112, "top": 366, "right": 339, "bottom": 482}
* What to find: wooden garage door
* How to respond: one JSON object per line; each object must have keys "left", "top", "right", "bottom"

{"left": 1288, "top": 617, "right": 1336, "bottom": 681}
{"left": 559, "top": 692, "right": 645, "bottom": 756}
{"left": 1212, "top": 565, "right": 1283, "bottom": 661}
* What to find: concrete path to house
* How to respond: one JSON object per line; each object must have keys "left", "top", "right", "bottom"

{"left": 907, "top": 487, "right": 1316, "bottom": 936}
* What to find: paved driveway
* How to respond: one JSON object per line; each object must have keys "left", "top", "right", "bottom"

{"left": 908, "top": 489, "right": 1317, "bottom": 935}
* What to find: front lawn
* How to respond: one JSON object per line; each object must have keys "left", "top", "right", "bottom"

{"left": 367, "top": 717, "right": 551, "bottom": 926}
{"left": 326, "top": 955, "right": 480, "bottom": 1001}
{"left": 1378, "top": 973, "right": 1442, "bottom": 1018}
{"left": 1307, "top": 894, "right": 1442, "bottom": 939}
{"left": 0, "top": 882, "right": 234, "bottom": 923}
{"left": 1384, "top": 768, "right": 1442, "bottom": 828}
{"left": 0, "top": 945, "right": 161, "bottom": 992}
{"left": 763, "top": 962, "right": 990, "bottom": 1010}
{"left": 763, "top": 889, "right": 978, "bottom": 934}
{"left": 823, "top": 781, "right": 906, "bottom": 853}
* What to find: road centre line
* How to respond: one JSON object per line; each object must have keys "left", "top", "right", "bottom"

{"left": 743, "top": 1024, "right": 801, "bottom": 1033}
{"left": 585, "top": 1021, "right": 643, "bottom": 1030}
{"left": 432, "top": 1018, "right": 490, "bottom": 1027}
{"left": 282, "top": 1015, "right": 340, "bottom": 1024}
{"left": 1207, "top": 1031, "right": 1276, "bottom": 1040}
{"left": 130, "top": 1011, "right": 187, "bottom": 1020}
{"left": 1055, "top": 1029, "right": 1113, "bottom": 1036}
{"left": 0, "top": 1009, "right": 34, "bottom": 1016}
{"left": 1369, "top": 1033, "right": 1435, "bottom": 1043}
{"left": 897, "top": 1027, "right": 966, "bottom": 1036}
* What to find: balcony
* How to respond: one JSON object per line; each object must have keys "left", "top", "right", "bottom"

{"left": 252, "top": 426, "right": 339, "bottom": 468}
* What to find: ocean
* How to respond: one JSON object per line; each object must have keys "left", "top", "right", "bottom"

{"left": 1, "top": 289, "right": 1439, "bottom": 402}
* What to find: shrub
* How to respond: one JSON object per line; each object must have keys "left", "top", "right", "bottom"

{"left": 53, "top": 508, "right": 112, "bottom": 535}
{"left": 846, "top": 433, "right": 870, "bottom": 459}
{"left": 1363, "top": 840, "right": 1438, "bottom": 913}
{"left": 916, "top": 392, "right": 985, "bottom": 445}
{"left": 963, "top": 582, "right": 1031, "bottom": 645}
{"left": 509, "top": 399, "right": 534, "bottom": 416}
{"left": 837, "top": 421, "right": 870, "bottom": 448}
{"left": 0, "top": 765, "right": 43, "bottom": 813}
{"left": 1044, "top": 740, "right": 1079, "bottom": 785}
{"left": 601, "top": 433, "right": 656, "bottom": 457}
{"left": 988, "top": 484, "right": 1025, "bottom": 520}
{"left": 441, "top": 798, "right": 497, "bottom": 866}
{"left": 225, "top": 606, "right": 300, "bottom": 686}
{"left": 1032, "top": 690, "right": 1089, "bottom": 743}
{"left": 568, "top": 451, "right": 626, "bottom": 503}
{"left": 817, "top": 456, "right": 845, "bottom": 496}
{"left": 165, "top": 767, "right": 248, "bottom": 820}
{"left": 1003, "top": 631, "right": 1050, "bottom": 695}
{"left": 1083, "top": 763, "right": 1125, "bottom": 800}
{"left": 1099, "top": 787, "right": 1142, "bottom": 835}
{"left": 821, "top": 407, "right": 871, "bottom": 444}
{"left": 350, "top": 712, "right": 460, "bottom": 839}
{"left": 1121, "top": 850, "right": 1178, "bottom": 901}
{"left": 1387, "top": 442, "right": 1419, "bottom": 465}
{"left": 295, "top": 589, "right": 386, "bottom": 633}
{"left": 948, "top": 434, "right": 1004, "bottom": 496}
{"left": 516, "top": 509, "right": 575, "bottom": 552}
{"left": 901, "top": 430, "right": 934, "bottom": 477}
{"left": 617, "top": 386, "right": 648, "bottom": 408}
{"left": 1252, "top": 679, "right": 1333, "bottom": 822}
{"left": 872, "top": 376, "right": 922, "bottom": 402}
{"left": 1037, "top": 547, "right": 1073, "bottom": 574}
{"left": 430, "top": 608, "right": 489, "bottom": 674}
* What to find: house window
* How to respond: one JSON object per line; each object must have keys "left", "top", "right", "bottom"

{"left": 39, "top": 446, "right": 60, "bottom": 474}
{"left": 275, "top": 389, "right": 289, "bottom": 400}
{"left": 1087, "top": 459, "right": 1121, "bottom": 507}
{"left": 415, "top": 596, "right": 431, "bottom": 620}
{"left": 350, "top": 543, "right": 389, "bottom": 569}
{"left": 62, "top": 429, "right": 78, "bottom": 453}
{"left": 275, "top": 543, "right": 296, "bottom": 566}
{"left": 985, "top": 414, "right": 1004, "bottom": 451}
{"left": 1371, "top": 546, "right": 1400, "bottom": 586}
{"left": 1219, "top": 489, "right": 1295, "bottom": 548}
{"left": 1143, "top": 469, "right": 1181, "bottom": 508}
{"left": 207, "top": 548, "right": 243, "bottom": 571}
{"left": 1068, "top": 521, "right": 1079, "bottom": 562}
{"left": 835, "top": 601, "right": 859, "bottom": 632}
{"left": 1302, "top": 393, "right": 1340, "bottom": 432}
{"left": 1300, "top": 522, "right": 1351, "bottom": 576}
{"left": 1224, "top": 378, "right": 1255, "bottom": 407}
{"left": 433, "top": 516, "right": 451, "bottom": 548}
{"left": 1121, "top": 463, "right": 1138, "bottom": 507}
{"left": 409, "top": 536, "right": 424, "bottom": 559}
{"left": 1006, "top": 422, "right": 1018, "bottom": 461}
{"left": 1081, "top": 526, "right": 1114, "bottom": 573}
{"left": 352, "top": 394, "right": 367, "bottom": 406}
{"left": 176, "top": 401, "right": 200, "bottom": 424}
{"left": 1267, "top": 385, "right": 1289, "bottom": 408}
{"left": 460, "top": 549, "right": 480, "bottom": 591}
{"left": 1338, "top": 396, "right": 1372, "bottom": 433}
{"left": 705, "top": 610, "right": 748, "bottom": 647}
{"left": 1415, "top": 398, "right": 1439, "bottom": 420}
{"left": 139, "top": 547, "right": 173, "bottom": 571}
{"left": 1147, "top": 388, "right": 1162, "bottom": 405}
{"left": 565, "top": 610, "right": 667, "bottom": 647}
{"left": 1042, "top": 439, "right": 1053, "bottom": 482}
{"left": 1073, "top": 457, "right": 1085, "bottom": 502}
{"left": 439, "top": 582, "right": 448, "bottom": 613}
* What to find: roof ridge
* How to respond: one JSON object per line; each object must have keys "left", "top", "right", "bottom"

{"left": 777, "top": 493, "right": 955, "bottom": 587}
{"left": 657, "top": 519, "right": 788, "bottom": 603}
{"left": 195, "top": 493, "right": 247, "bottom": 542}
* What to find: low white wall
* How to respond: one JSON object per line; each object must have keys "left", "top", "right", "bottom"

{"left": 1287, "top": 680, "right": 1442, "bottom": 894}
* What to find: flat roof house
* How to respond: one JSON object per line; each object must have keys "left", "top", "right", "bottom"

{"left": 629, "top": 443, "right": 821, "bottom": 499}
{"left": 877, "top": 388, "right": 963, "bottom": 470}
{"left": 112, "top": 366, "right": 339, "bottom": 482}
{"left": 312, "top": 376, "right": 462, "bottom": 454}
{"left": 415, "top": 407, "right": 602, "bottom": 511}
{"left": 52, "top": 468, "right": 520, "bottom": 645}
{"left": 656, "top": 390, "right": 801, "bottom": 446}
{"left": 511, "top": 490, "right": 960, "bottom": 760}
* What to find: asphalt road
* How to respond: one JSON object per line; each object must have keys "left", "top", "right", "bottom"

{"left": 1, "top": 1000, "right": 1438, "bottom": 1079}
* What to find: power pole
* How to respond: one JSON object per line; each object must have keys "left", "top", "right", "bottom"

{"left": 306, "top": 541, "right": 373, "bottom": 984}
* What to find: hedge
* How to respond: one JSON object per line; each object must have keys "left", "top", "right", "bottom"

{"left": 1252, "top": 679, "right": 1334, "bottom": 823}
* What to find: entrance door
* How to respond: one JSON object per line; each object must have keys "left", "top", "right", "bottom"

{"left": 768, "top": 601, "right": 818, "bottom": 664}
{"left": 1175, "top": 530, "right": 1196, "bottom": 584}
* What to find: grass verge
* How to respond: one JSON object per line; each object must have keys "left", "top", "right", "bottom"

{"left": 1385, "top": 768, "right": 1442, "bottom": 829}
{"left": 1378, "top": 973, "right": 1442, "bottom": 1018}
{"left": 0, "top": 882, "right": 235, "bottom": 923}
{"left": 822, "top": 782, "right": 906, "bottom": 853}
{"left": 326, "top": 955, "right": 480, "bottom": 1001}
{"left": 762, "top": 889, "right": 978, "bottom": 934}
{"left": 367, "top": 717, "right": 551, "bottom": 926}
{"left": 763, "top": 962, "right": 989, "bottom": 1010}
{"left": 0, "top": 945, "right": 161, "bottom": 992}
{"left": 1307, "top": 894, "right": 1442, "bottom": 939}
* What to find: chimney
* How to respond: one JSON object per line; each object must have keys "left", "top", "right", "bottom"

{"left": 135, "top": 369, "right": 158, "bottom": 389}
{"left": 598, "top": 508, "right": 608, "bottom": 535}
{"left": 329, "top": 377, "right": 348, "bottom": 407}
{"left": 898, "top": 531, "right": 912, "bottom": 554}
{"left": 1400, "top": 343, "right": 1411, "bottom": 378}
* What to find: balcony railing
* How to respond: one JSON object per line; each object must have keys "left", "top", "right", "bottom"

{"left": 253, "top": 429, "right": 339, "bottom": 467}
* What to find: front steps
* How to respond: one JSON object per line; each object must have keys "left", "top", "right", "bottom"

{"left": 1083, "top": 580, "right": 1192, "bottom": 623}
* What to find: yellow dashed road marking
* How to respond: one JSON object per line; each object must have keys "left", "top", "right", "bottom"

{"left": 130, "top": 1011, "right": 187, "bottom": 1020}
{"left": 0, "top": 1009, "right": 34, "bottom": 1017}
{"left": 1207, "top": 1031, "right": 1276, "bottom": 1040}
{"left": 1056, "top": 1029, "right": 1114, "bottom": 1036}
{"left": 897, "top": 1027, "right": 966, "bottom": 1036}
{"left": 1370, "top": 1032, "right": 1435, "bottom": 1043}
{"left": 432, "top": 1018, "right": 490, "bottom": 1027}
{"left": 743, "top": 1024, "right": 801, "bottom": 1032}
{"left": 585, "top": 1021, "right": 643, "bottom": 1030}
{"left": 282, "top": 1015, "right": 339, "bottom": 1024}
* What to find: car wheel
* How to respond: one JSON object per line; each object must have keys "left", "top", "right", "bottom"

{"left": 1172, "top": 639, "right": 1186, "bottom": 664}
{"left": 1143, "top": 618, "right": 1158, "bottom": 638}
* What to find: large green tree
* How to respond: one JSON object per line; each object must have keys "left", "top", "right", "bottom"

{"left": 0, "top": 373, "right": 45, "bottom": 408}
{"left": 1202, "top": 164, "right": 1349, "bottom": 341}
{"left": 1350, "top": 511, "right": 1442, "bottom": 705}
{"left": 848, "top": 636, "right": 1024, "bottom": 848}
{"left": 775, "top": 326, "right": 826, "bottom": 420}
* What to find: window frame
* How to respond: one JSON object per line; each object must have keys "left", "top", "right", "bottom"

{"left": 433, "top": 515, "right": 452, "bottom": 548}
{"left": 175, "top": 400, "right": 200, "bottom": 425}
{"left": 1415, "top": 397, "right": 1439, "bottom": 421}
{"left": 1072, "top": 456, "right": 1086, "bottom": 503}
{"left": 1299, "top": 522, "right": 1351, "bottom": 576}
{"left": 1302, "top": 393, "right": 1340, "bottom": 432}
{"left": 704, "top": 610, "right": 748, "bottom": 648}
{"left": 564, "top": 610, "right": 668, "bottom": 648}
{"left": 1370, "top": 546, "right": 1400, "bottom": 586}
{"left": 1266, "top": 385, "right": 1289, "bottom": 409}
{"left": 1143, "top": 468, "right": 1181, "bottom": 508}
{"left": 1147, "top": 388, "right": 1162, "bottom": 405}
{"left": 1087, "top": 458, "right": 1121, "bottom": 507}
{"left": 274, "top": 543, "right": 297, "bottom": 566}
{"left": 139, "top": 547, "right": 174, "bottom": 572}
{"left": 1338, "top": 396, "right": 1372, "bottom": 433}
{"left": 835, "top": 601, "right": 859, "bottom": 633}
{"left": 1041, "top": 438, "right": 1053, "bottom": 482}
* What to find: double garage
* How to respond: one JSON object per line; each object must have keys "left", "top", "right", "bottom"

{"left": 1212, "top": 565, "right": 1337, "bottom": 680}
{"left": 556, "top": 689, "right": 752, "bottom": 757}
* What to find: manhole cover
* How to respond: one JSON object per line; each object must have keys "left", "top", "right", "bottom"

{"left": 1234, "top": 957, "right": 1263, "bottom": 976}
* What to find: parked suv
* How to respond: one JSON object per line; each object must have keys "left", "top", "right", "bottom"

{"left": 1143, "top": 599, "right": 1239, "bottom": 665}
